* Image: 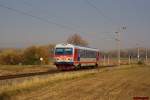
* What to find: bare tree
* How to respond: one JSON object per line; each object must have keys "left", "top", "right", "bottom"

{"left": 66, "top": 33, "right": 88, "bottom": 46}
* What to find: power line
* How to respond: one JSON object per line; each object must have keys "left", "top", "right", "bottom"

{"left": 85, "top": 0, "right": 128, "bottom": 65}
{"left": 17, "top": 0, "right": 82, "bottom": 29}
{"left": 0, "top": 3, "right": 81, "bottom": 32}
{"left": 84, "top": 0, "right": 120, "bottom": 27}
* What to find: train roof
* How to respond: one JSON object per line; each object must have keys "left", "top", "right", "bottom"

{"left": 55, "top": 43, "right": 99, "bottom": 51}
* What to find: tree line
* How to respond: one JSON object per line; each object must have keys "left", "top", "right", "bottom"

{"left": 102, "top": 48, "right": 150, "bottom": 59}
{"left": 0, "top": 44, "right": 54, "bottom": 65}
{"left": 0, "top": 33, "right": 149, "bottom": 65}
{"left": 0, "top": 33, "right": 88, "bottom": 65}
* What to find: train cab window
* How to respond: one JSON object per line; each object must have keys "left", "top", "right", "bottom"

{"left": 64, "top": 48, "right": 73, "bottom": 55}
{"left": 55, "top": 48, "right": 64, "bottom": 55}
{"left": 55, "top": 48, "right": 72, "bottom": 55}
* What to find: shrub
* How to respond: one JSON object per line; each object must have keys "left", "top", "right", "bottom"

{"left": 137, "top": 60, "right": 144, "bottom": 65}
{"left": 23, "top": 44, "right": 54, "bottom": 65}
{"left": 0, "top": 49, "right": 23, "bottom": 65}
{"left": 0, "top": 44, "right": 54, "bottom": 65}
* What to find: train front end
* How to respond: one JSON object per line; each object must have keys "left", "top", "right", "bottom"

{"left": 54, "top": 44, "right": 75, "bottom": 70}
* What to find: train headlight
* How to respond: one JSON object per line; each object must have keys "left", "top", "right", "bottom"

{"left": 69, "top": 58, "right": 72, "bottom": 61}
{"left": 56, "top": 58, "right": 59, "bottom": 61}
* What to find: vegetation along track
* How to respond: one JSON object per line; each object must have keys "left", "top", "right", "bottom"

{"left": 0, "top": 69, "right": 60, "bottom": 80}
{"left": 0, "top": 65, "right": 117, "bottom": 80}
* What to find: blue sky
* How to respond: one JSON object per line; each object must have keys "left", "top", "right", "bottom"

{"left": 0, "top": 0, "right": 150, "bottom": 50}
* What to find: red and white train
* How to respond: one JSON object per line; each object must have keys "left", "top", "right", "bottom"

{"left": 54, "top": 43, "right": 100, "bottom": 70}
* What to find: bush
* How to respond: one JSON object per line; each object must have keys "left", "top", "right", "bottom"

{"left": 23, "top": 45, "right": 54, "bottom": 65}
{"left": 0, "top": 44, "right": 54, "bottom": 65}
{"left": 137, "top": 60, "right": 144, "bottom": 65}
{"left": 0, "top": 49, "right": 23, "bottom": 65}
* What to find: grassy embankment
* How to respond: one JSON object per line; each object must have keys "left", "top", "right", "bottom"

{"left": 0, "top": 68, "right": 98, "bottom": 100}
{"left": 0, "top": 65, "right": 56, "bottom": 76}
{"left": 1, "top": 64, "right": 149, "bottom": 100}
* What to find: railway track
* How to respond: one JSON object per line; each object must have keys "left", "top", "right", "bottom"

{"left": 0, "top": 65, "right": 117, "bottom": 80}
{"left": 0, "top": 69, "right": 60, "bottom": 80}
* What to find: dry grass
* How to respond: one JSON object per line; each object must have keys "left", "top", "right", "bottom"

{"left": 1, "top": 57, "right": 149, "bottom": 76}
{"left": 0, "top": 65, "right": 56, "bottom": 76}
{"left": 0, "top": 65, "right": 150, "bottom": 100}
{"left": 0, "top": 69, "right": 97, "bottom": 100}
{"left": 21, "top": 65, "right": 150, "bottom": 100}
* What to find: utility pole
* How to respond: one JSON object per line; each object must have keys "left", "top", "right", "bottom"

{"left": 114, "top": 26, "right": 126, "bottom": 66}
{"left": 115, "top": 32, "right": 121, "bottom": 66}
{"left": 103, "top": 55, "right": 106, "bottom": 66}
{"left": 128, "top": 55, "right": 131, "bottom": 64}
{"left": 136, "top": 43, "right": 140, "bottom": 62}
{"left": 138, "top": 47, "right": 140, "bottom": 62}
{"left": 146, "top": 48, "right": 148, "bottom": 64}
{"left": 107, "top": 55, "right": 110, "bottom": 65}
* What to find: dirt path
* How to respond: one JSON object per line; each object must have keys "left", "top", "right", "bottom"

{"left": 15, "top": 66, "right": 150, "bottom": 100}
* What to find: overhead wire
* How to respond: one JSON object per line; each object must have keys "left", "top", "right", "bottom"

{"left": 0, "top": 0, "right": 116, "bottom": 35}
{"left": 0, "top": 3, "right": 83, "bottom": 33}
{"left": 83, "top": 0, "right": 124, "bottom": 47}
{"left": 84, "top": 0, "right": 121, "bottom": 29}
{"left": 17, "top": 0, "right": 82, "bottom": 29}
{"left": 84, "top": 0, "right": 126, "bottom": 43}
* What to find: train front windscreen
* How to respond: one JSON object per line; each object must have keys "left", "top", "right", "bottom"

{"left": 55, "top": 48, "right": 73, "bottom": 55}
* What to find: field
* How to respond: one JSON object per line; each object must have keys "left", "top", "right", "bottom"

{"left": 0, "top": 65, "right": 150, "bottom": 100}
{"left": 0, "top": 65, "right": 56, "bottom": 76}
